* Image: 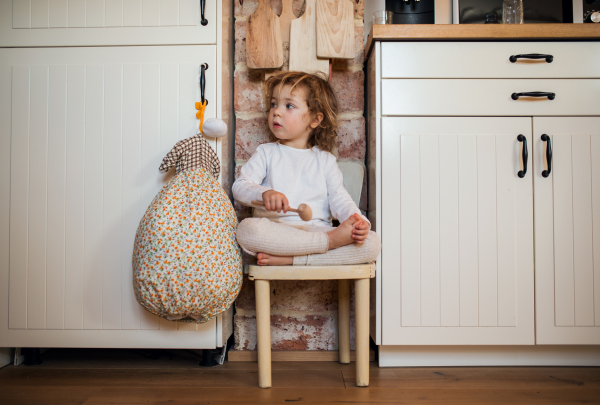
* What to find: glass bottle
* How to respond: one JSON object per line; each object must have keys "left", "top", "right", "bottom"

{"left": 503, "top": 0, "right": 524, "bottom": 24}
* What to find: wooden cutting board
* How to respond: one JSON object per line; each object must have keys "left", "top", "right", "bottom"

{"left": 316, "top": 0, "right": 355, "bottom": 59}
{"left": 246, "top": 0, "right": 284, "bottom": 69}
{"left": 289, "top": 0, "right": 330, "bottom": 77}
{"left": 279, "top": 0, "right": 298, "bottom": 71}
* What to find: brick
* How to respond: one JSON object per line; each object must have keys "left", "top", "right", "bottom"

{"left": 234, "top": 0, "right": 285, "bottom": 17}
{"left": 234, "top": 163, "right": 244, "bottom": 180}
{"left": 330, "top": 70, "right": 364, "bottom": 113}
{"left": 235, "top": 278, "right": 339, "bottom": 313}
{"left": 234, "top": 69, "right": 266, "bottom": 113}
{"left": 234, "top": 314, "right": 257, "bottom": 350}
{"left": 272, "top": 280, "right": 338, "bottom": 312}
{"left": 271, "top": 314, "right": 336, "bottom": 350}
{"left": 233, "top": 313, "right": 338, "bottom": 350}
{"left": 235, "top": 117, "right": 271, "bottom": 160}
{"left": 354, "top": 0, "right": 365, "bottom": 20}
{"left": 234, "top": 20, "right": 247, "bottom": 65}
{"left": 234, "top": 274, "right": 256, "bottom": 312}
{"left": 337, "top": 117, "right": 365, "bottom": 160}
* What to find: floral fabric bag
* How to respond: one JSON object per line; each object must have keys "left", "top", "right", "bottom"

{"left": 132, "top": 129, "right": 242, "bottom": 323}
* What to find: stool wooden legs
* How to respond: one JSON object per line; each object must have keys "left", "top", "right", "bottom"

{"left": 254, "top": 276, "right": 370, "bottom": 388}
{"left": 338, "top": 279, "right": 351, "bottom": 364}
{"left": 255, "top": 279, "right": 271, "bottom": 388}
{"left": 355, "top": 278, "right": 370, "bottom": 387}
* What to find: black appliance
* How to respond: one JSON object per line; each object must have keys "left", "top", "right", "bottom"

{"left": 584, "top": 0, "right": 600, "bottom": 23}
{"left": 386, "top": 0, "right": 435, "bottom": 24}
{"left": 458, "top": 0, "right": 573, "bottom": 24}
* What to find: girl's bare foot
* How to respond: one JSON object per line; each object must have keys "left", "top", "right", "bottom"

{"left": 257, "top": 252, "right": 293, "bottom": 266}
{"left": 327, "top": 214, "right": 361, "bottom": 250}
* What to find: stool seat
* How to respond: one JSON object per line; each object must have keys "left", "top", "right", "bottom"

{"left": 248, "top": 264, "right": 375, "bottom": 280}
{"left": 249, "top": 263, "right": 375, "bottom": 388}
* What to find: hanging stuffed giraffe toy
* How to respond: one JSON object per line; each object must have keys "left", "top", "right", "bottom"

{"left": 132, "top": 64, "right": 242, "bottom": 323}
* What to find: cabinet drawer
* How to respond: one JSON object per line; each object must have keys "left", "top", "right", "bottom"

{"left": 381, "top": 79, "right": 600, "bottom": 116}
{"left": 382, "top": 42, "right": 600, "bottom": 79}
{"left": 0, "top": 0, "right": 217, "bottom": 46}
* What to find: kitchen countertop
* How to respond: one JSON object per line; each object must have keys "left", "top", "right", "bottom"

{"left": 366, "top": 24, "right": 600, "bottom": 61}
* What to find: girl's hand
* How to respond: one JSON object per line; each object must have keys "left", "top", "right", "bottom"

{"left": 262, "top": 190, "right": 290, "bottom": 213}
{"left": 352, "top": 218, "right": 369, "bottom": 244}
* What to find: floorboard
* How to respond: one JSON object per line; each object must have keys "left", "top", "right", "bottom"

{"left": 2, "top": 386, "right": 102, "bottom": 405}
{"left": 0, "top": 348, "right": 598, "bottom": 405}
{"left": 82, "top": 387, "right": 600, "bottom": 404}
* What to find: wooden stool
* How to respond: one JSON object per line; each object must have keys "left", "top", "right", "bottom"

{"left": 248, "top": 263, "right": 376, "bottom": 388}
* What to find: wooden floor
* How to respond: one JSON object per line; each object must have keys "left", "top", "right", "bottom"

{"left": 1, "top": 348, "right": 599, "bottom": 404}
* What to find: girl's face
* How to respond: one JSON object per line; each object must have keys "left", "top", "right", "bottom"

{"left": 268, "top": 84, "right": 322, "bottom": 149}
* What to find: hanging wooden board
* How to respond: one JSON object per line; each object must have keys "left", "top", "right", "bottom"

{"left": 279, "top": 0, "right": 298, "bottom": 71}
{"left": 316, "top": 0, "right": 355, "bottom": 59}
{"left": 246, "top": 0, "right": 284, "bottom": 69}
{"left": 265, "top": 0, "right": 298, "bottom": 79}
{"left": 289, "top": 0, "right": 330, "bottom": 77}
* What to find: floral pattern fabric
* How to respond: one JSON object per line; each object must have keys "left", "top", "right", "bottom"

{"left": 133, "top": 167, "right": 242, "bottom": 323}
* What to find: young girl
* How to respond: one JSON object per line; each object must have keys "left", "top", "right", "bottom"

{"left": 233, "top": 71, "right": 380, "bottom": 266}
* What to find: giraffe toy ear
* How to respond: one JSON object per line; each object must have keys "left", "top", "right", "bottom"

{"left": 201, "top": 118, "right": 227, "bottom": 138}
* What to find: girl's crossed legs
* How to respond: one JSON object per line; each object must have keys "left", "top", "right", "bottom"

{"left": 236, "top": 216, "right": 381, "bottom": 266}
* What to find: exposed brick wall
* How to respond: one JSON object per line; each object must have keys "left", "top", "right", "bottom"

{"left": 233, "top": 0, "right": 365, "bottom": 351}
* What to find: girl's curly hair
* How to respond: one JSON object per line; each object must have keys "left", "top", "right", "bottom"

{"left": 264, "top": 71, "right": 339, "bottom": 153}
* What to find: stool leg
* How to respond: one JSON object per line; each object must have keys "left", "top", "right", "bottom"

{"left": 255, "top": 279, "right": 271, "bottom": 388}
{"left": 338, "top": 279, "right": 351, "bottom": 364}
{"left": 355, "top": 278, "right": 369, "bottom": 387}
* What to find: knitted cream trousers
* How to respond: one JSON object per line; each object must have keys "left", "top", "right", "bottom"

{"left": 236, "top": 217, "right": 381, "bottom": 266}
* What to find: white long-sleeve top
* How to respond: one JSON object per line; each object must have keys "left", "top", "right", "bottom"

{"left": 232, "top": 143, "right": 368, "bottom": 227}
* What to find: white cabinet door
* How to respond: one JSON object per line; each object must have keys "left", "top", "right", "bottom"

{"left": 381, "top": 117, "right": 534, "bottom": 345}
{"left": 534, "top": 117, "right": 600, "bottom": 345}
{"left": 0, "top": 45, "right": 220, "bottom": 348}
{"left": 0, "top": 0, "right": 217, "bottom": 46}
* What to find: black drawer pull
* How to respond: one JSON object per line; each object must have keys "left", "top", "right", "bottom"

{"left": 541, "top": 134, "right": 552, "bottom": 178}
{"left": 201, "top": 0, "right": 208, "bottom": 26}
{"left": 200, "top": 63, "right": 209, "bottom": 106}
{"left": 509, "top": 53, "right": 553, "bottom": 63}
{"left": 518, "top": 135, "right": 528, "bottom": 178}
{"left": 511, "top": 92, "right": 555, "bottom": 100}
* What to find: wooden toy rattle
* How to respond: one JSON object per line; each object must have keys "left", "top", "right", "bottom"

{"left": 251, "top": 200, "right": 313, "bottom": 222}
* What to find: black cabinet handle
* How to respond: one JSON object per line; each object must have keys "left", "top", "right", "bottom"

{"left": 200, "top": 63, "right": 208, "bottom": 106}
{"left": 200, "top": 0, "right": 208, "bottom": 26}
{"left": 518, "top": 135, "right": 528, "bottom": 178}
{"left": 509, "top": 53, "right": 554, "bottom": 63}
{"left": 541, "top": 134, "right": 552, "bottom": 178}
{"left": 511, "top": 92, "right": 556, "bottom": 100}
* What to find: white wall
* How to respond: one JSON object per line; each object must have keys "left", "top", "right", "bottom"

{"left": 364, "top": 0, "right": 385, "bottom": 45}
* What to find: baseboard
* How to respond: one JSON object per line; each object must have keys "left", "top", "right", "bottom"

{"left": 228, "top": 349, "right": 376, "bottom": 362}
{"left": 379, "top": 345, "right": 600, "bottom": 367}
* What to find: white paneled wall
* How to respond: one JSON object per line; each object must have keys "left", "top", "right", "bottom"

{"left": 11, "top": 0, "right": 198, "bottom": 28}
{"left": 381, "top": 117, "right": 534, "bottom": 345}
{"left": 1, "top": 46, "right": 218, "bottom": 339}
